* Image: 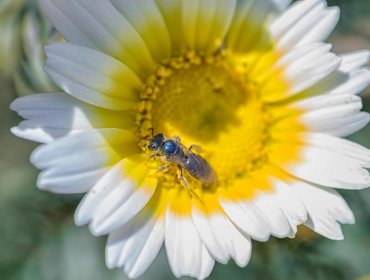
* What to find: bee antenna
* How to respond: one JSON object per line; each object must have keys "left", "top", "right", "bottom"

{"left": 148, "top": 127, "right": 154, "bottom": 138}
{"left": 136, "top": 127, "right": 154, "bottom": 140}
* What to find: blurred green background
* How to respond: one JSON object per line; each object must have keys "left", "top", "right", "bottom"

{"left": 0, "top": 0, "right": 370, "bottom": 279}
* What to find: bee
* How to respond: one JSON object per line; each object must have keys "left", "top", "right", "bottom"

{"left": 147, "top": 133, "right": 217, "bottom": 188}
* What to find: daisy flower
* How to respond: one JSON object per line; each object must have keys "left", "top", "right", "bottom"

{"left": 10, "top": 0, "right": 370, "bottom": 279}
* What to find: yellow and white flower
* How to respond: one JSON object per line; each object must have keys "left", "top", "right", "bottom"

{"left": 11, "top": 0, "right": 370, "bottom": 279}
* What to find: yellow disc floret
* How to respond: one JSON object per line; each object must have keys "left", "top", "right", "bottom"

{"left": 136, "top": 49, "right": 306, "bottom": 214}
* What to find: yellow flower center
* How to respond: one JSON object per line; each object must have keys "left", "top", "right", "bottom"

{"left": 137, "top": 51, "right": 278, "bottom": 193}
{"left": 131, "top": 42, "right": 309, "bottom": 216}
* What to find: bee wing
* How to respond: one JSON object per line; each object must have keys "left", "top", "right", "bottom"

{"left": 182, "top": 149, "right": 216, "bottom": 184}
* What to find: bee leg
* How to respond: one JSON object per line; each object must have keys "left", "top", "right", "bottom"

{"left": 149, "top": 152, "right": 160, "bottom": 159}
{"left": 148, "top": 164, "right": 170, "bottom": 179}
{"left": 189, "top": 144, "right": 203, "bottom": 152}
{"left": 158, "top": 165, "right": 170, "bottom": 172}
{"left": 178, "top": 166, "right": 201, "bottom": 200}
{"left": 173, "top": 136, "right": 182, "bottom": 144}
{"left": 148, "top": 127, "right": 154, "bottom": 138}
{"left": 178, "top": 166, "right": 188, "bottom": 187}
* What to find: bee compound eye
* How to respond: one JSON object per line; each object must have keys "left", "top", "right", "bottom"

{"left": 162, "top": 140, "right": 177, "bottom": 154}
{"left": 148, "top": 141, "right": 158, "bottom": 150}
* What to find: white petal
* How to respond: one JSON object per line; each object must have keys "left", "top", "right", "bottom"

{"left": 299, "top": 96, "right": 363, "bottom": 129}
{"left": 10, "top": 93, "right": 135, "bottom": 143}
{"left": 191, "top": 210, "right": 229, "bottom": 263}
{"left": 332, "top": 52, "right": 370, "bottom": 94}
{"left": 192, "top": 209, "right": 252, "bottom": 267}
{"left": 11, "top": 124, "right": 72, "bottom": 144}
{"left": 155, "top": 0, "right": 183, "bottom": 52}
{"left": 11, "top": 92, "right": 84, "bottom": 112}
{"left": 106, "top": 213, "right": 164, "bottom": 279}
{"left": 220, "top": 182, "right": 305, "bottom": 241}
{"left": 37, "top": 168, "right": 108, "bottom": 194}
{"left": 329, "top": 69, "right": 370, "bottom": 96}
{"left": 89, "top": 175, "right": 157, "bottom": 236}
{"left": 74, "top": 156, "right": 148, "bottom": 226}
{"left": 274, "top": 1, "right": 327, "bottom": 49}
{"left": 39, "top": 0, "right": 95, "bottom": 48}
{"left": 302, "top": 62, "right": 370, "bottom": 98}
{"left": 219, "top": 199, "right": 271, "bottom": 241}
{"left": 227, "top": 0, "right": 278, "bottom": 53}
{"left": 267, "top": 43, "right": 341, "bottom": 101}
{"left": 285, "top": 52, "right": 340, "bottom": 96}
{"left": 270, "top": 180, "right": 307, "bottom": 235}
{"left": 275, "top": 42, "right": 331, "bottom": 69}
{"left": 182, "top": 0, "right": 237, "bottom": 53}
{"left": 198, "top": 0, "right": 237, "bottom": 53}
{"left": 307, "top": 112, "right": 368, "bottom": 135}
{"left": 124, "top": 219, "right": 164, "bottom": 278}
{"left": 198, "top": 244, "right": 215, "bottom": 280}
{"left": 45, "top": 43, "right": 142, "bottom": 110}
{"left": 181, "top": 1, "right": 198, "bottom": 50}
{"left": 273, "top": 0, "right": 339, "bottom": 50}
{"left": 326, "top": 113, "right": 370, "bottom": 137}
{"left": 251, "top": 191, "right": 293, "bottom": 238}
{"left": 88, "top": 159, "right": 151, "bottom": 230}
{"left": 110, "top": 0, "right": 171, "bottom": 62}
{"left": 31, "top": 129, "right": 137, "bottom": 169}
{"left": 165, "top": 209, "right": 214, "bottom": 279}
{"left": 296, "top": 7, "right": 339, "bottom": 46}
{"left": 281, "top": 147, "right": 370, "bottom": 190}
{"left": 293, "top": 93, "right": 360, "bottom": 111}
{"left": 292, "top": 182, "right": 355, "bottom": 240}
{"left": 39, "top": 0, "right": 155, "bottom": 76}
{"left": 290, "top": 93, "right": 369, "bottom": 137}
{"left": 158, "top": 0, "right": 238, "bottom": 55}
{"left": 90, "top": 178, "right": 145, "bottom": 230}
{"left": 271, "top": 0, "right": 322, "bottom": 39}
{"left": 340, "top": 50, "right": 370, "bottom": 72}
{"left": 302, "top": 133, "right": 370, "bottom": 168}
{"left": 10, "top": 93, "right": 82, "bottom": 142}
{"left": 30, "top": 129, "right": 138, "bottom": 193}
{"left": 271, "top": 0, "right": 293, "bottom": 11}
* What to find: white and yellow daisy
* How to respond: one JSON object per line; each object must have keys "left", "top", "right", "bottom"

{"left": 10, "top": 0, "right": 370, "bottom": 279}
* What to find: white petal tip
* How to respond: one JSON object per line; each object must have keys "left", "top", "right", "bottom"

{"left": 342, "top": 218, "right": 355, "bottom": 225}
{"left": 126, "top": 270, "right": 142, "bottom": 280}
{"left": 9, "top": 100, "right": 19, "bottom": 112}
{"left": 74, "top": 211, "right": 89, "bottom": 226}
{"left": 30, "top": 146, "right": 43, "bottom": 167}
{"left": 316, "top": 229, "right": 344, "bottom": 241}
{"left": 88, "top": 225, "right": 102, "bottom": 237}
{"left": 252, "top": 234, "right": 271, "bottom": 242}
{"left": 105, "top": 259, "right": 116, "bottom": 270}
{"left": 36, "top": 182, "right": 50, "bottom": 192}
{"left": 89, "top": 221, "right": 109, "bottom": 236}
{"left": 331, "top": 234, "right": 344, "bottom": 241}
{"left": 234, "top": 252, "right": 252, "bottom": 268}
{"left": 10, "top": 127, "right": 22, "bottom": 138}
{"left": 36, "top": 178, "right": 63, "bottom": 194}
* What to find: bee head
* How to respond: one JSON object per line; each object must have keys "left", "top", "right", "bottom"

{"left": 148, "top": 133, "right": 164, "bottom": 151}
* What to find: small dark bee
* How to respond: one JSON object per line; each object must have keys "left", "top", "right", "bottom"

{"left": 148, "top": 133, "right": 217, "bottom": 188}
